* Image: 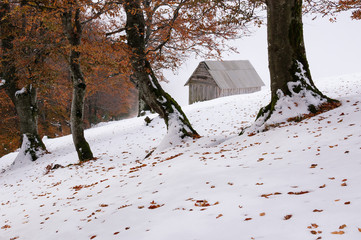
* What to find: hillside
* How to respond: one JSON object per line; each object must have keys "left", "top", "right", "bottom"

{"left": 1, "top": 73, "right": 361, "bottom": 240}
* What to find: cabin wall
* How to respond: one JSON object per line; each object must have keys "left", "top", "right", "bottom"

{"left": 189, "top": 84, "right": 221, "bottom": 104}
{"left": 188, "top": 62, "right": 219, "bottom": 104}
{"left": 187, "top": 62, "right": 216, "bottom": 86}
{"left": 219, "top": 87, "right": 261, "bottom": 97}
{"left": 189, "top": 86, "right": 261, "bottom": 104}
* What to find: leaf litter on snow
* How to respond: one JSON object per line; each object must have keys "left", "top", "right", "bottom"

{"left": 1, "top": 73, "right": 361, "bottom": 239}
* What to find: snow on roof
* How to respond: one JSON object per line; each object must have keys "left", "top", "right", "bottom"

{"left": 204, "top": 60, "right": 265, "bottom": 89}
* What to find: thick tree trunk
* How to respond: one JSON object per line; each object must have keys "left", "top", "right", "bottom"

{"left": 13, "top": 86, "right": 46, "bottom": 160}
{"left": 62, "top": 7, "right": 93, "bottom": 161}
{"left": 124, "top": 0, "right": 199, "bottom": 139}
{"left": 0, "top": 2, "right": 46, "bottom": 161}
{"left": 137, "top": 92, "right": 152, "bottom": 117}
{"left": 255, "top": 0, "right": 337, "bottom": 125}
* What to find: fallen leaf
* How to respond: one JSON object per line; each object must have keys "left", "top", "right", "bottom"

{"left": 310, "top": 164, "right": 318, "bottom": 168}
{"left": 260, "top": 212, "right": 266, "bottom": 216}
{"left": 195, "top": 200, "right": 210, "bottom": 207}
{"left": 118, "top": 204, "right": 131, "bottom": 209}
{"left": 90, "top": 235, "right": 97, "bottom": 239}
{"left": 313, "top": 209, "right": 323, "bottom": 212}
{"left": 311, "top": 223, "right": 319, "bottom": 228}
{"left": 331, "top": 231, "right": 345, "bottom": 235}
{"left": 261, "top": 193, "right": 272, "bottom": 198}
{"left": 339, "top": 224, "right": 347, "bottom": 229}
{"left": 284, "top": 215, "right": 292, "bottom": 220}
{"left": 288, "top": 191, "right": 309, "bottom": 195}
{"left": 216, "top": 214, "right": 223, "bottom": 219}
{"left": 244, "top": 218, "right": 252, "bottom": 221}
{"left": 1, "top": 225, "right": 11, "bottom": 229}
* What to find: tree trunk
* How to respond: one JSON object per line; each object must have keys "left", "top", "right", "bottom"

{"left": 14, "top": 86, "right": 46, "bottom": 160}
{"left": 255, "top": 0, "right": 337, "bottom": 124}
{"left": 137, "top": 91, "right": 152, "bottom": 117}
{"left": 0, "top": 2, "right": 46, "bottom": 161}
{"left": 62, "top": 7, "right": 93, "bottom": 161}
{"left": 124, "top": 0, "right": 199, "bottom": 139}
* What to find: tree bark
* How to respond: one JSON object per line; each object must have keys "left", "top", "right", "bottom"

{"left": 0, "top": 2, "right": 46, "bottom": 161}
{"left": 257, "top": 0, "right": 336, "bottom": 122}
{"left": 137, "top": 91, "right": 152, "bottom": 117}
{"left": 124, "top": 0, "right": 199, "bottom": 138}
{"left": 62, "top": 6, "right": 93, "bottom": 161}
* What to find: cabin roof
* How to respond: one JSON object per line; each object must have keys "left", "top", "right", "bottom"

{"left": 185, "top": 60, "right": 265, "bottom": 89}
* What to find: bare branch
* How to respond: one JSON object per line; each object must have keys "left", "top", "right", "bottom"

{"left": 146, "top": 0, "right": 187, "bottom": 55}
{"left": 106, "top": 27, "right": 126, "bottom": 36}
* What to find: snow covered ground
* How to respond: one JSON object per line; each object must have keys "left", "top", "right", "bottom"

{"left": 1, "top": 73, "right": 361, "bottom": 240}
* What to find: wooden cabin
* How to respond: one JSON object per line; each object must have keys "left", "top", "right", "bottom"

{"left": 184, "top": 60, "right": 265, "bottom": 104}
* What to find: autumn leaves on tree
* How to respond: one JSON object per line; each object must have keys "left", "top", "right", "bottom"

{"left": 0, "top": 1, "right": 135, "bottom": 161}
{"left": 1, "top": 0, "right": 356, "bottom": 163}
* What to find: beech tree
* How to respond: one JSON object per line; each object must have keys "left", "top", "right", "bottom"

{"left": 27, "top": 0, "right": 115, "bottom": 161}
{"left": 248, "top": 0, "right": 339, "bottom": 133}
{"left": 123, "top": 0, "right": 199, "bottom": 140}
{"left": 61, "top": 2, "right": 95, "bottom": 161}
{"left": 109, "top": 0, "right": 256, "bottom": 142}
{"left": 56, "top": 0, "right": 126, "bottom": 161}
{"left": 0, "top": 2, "right": 47, "bottom": 161}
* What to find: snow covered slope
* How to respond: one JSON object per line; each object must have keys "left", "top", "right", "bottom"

{"left": 1, "top": 73, "right": 361, "bottom": 240}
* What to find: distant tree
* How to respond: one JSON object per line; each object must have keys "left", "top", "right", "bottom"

{"left": 81, "top": 20, "right": 138, "bottom": 125}
{"left": 0, "top": 91, "right": 18, "bottom": 157}
{"left": 249, "top": 0, "right": 339, "bottom": 132}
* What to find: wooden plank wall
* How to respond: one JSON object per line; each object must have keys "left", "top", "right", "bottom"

{"left": 219, "top": 87, "right": 261, "bottom": 97}
{"left": 188, "top": 62, "right": 219, "bottom": 104}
